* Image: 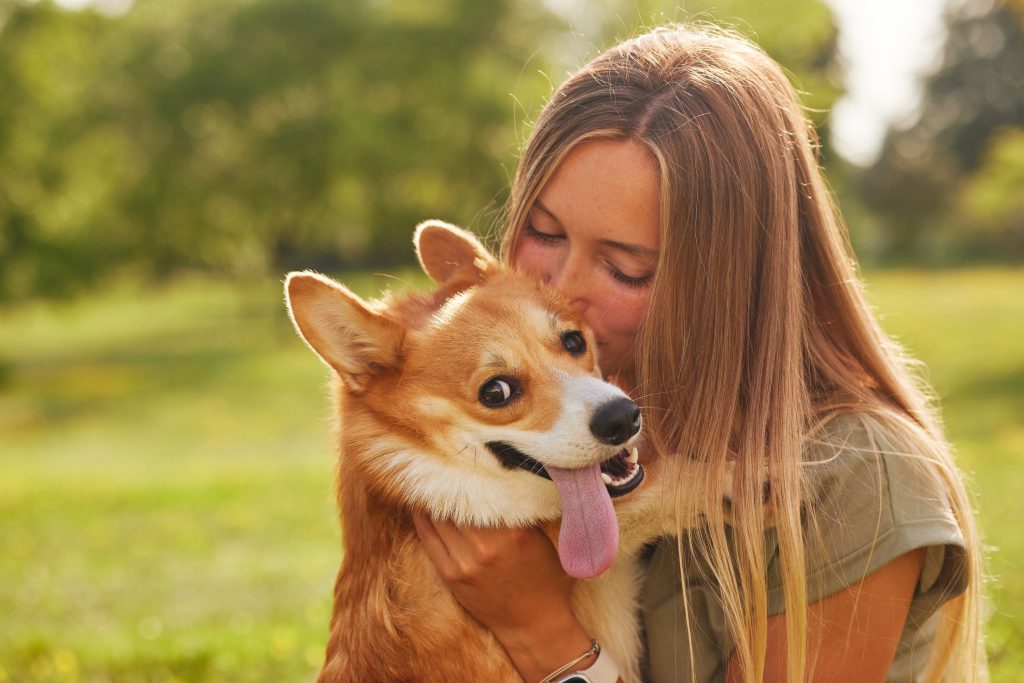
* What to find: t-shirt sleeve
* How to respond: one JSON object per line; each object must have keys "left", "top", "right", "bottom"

{"left": 764, "top": 412, "right": 968, "bottom": 635}
{"left": 639, "top": 412, "right": 970, "bottom": 683}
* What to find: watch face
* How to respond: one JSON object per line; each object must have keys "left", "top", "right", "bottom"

{"left": 559, "top": 678, "right": 589, "bottom": 683}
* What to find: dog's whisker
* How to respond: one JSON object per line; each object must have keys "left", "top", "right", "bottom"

{"left": 630, "top": 390, "right": 674, "bottom": 402}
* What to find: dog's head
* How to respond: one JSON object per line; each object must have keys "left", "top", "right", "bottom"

{"left": 285, "top": 221, "right": 644, "bottom": 578}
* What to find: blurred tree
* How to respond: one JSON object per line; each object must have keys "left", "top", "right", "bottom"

{"left": 0, "top": 1, "right": 117, "bottom": 298}
{"left": 861, "top": 0, "right": 1024, "bottom": 261}
{"left": 955, "top": 125, "right": 1024, "bottom": 256}
{"left": 79, "top": 0, "right": 557, "bottom": 274}
{"left": 0, "top": 0, "right": 560, "bottom": 298}
{"left": 0, "top": 0, "right": 841, "bottom": 301}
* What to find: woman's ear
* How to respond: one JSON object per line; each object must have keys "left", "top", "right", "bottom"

{"left": 284, "top": 271, "right": 404, "bottom": 392}
{"left": 414, "top": 220, "right": 497, "bottom": 288}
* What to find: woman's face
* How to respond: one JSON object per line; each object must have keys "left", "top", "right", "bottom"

{"left": 512, "top": 138, "right": 661, "bottom": 385}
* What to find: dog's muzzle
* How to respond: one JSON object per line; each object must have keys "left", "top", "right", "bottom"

{"left": 485, "top": 441, "right": 644, "bottom": 498}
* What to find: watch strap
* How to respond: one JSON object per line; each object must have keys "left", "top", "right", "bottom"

{"left": 552, "top": 642, "right": 620, "bottom": 683}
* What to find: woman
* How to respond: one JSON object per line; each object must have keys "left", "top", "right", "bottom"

{"left": 413, "top": 24, "right": 985, "bottom": 682}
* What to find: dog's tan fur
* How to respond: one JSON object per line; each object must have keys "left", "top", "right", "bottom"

{"left": 286, "top": 222, "right": 699, "bottom": 683}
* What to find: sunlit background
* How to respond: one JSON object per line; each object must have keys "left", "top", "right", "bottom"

{"left": 1, "top": 0, "right": 1021, "bottom": 681}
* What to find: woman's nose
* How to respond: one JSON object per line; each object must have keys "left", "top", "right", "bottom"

{"left": 548, "top": 257, "right": 588, "bottom": 313}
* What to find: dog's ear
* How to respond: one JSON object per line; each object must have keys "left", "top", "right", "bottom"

{"left": 285, "top": 271, "right": 403, "bottom": 392}
{"left": 414, "top": 220, "right": 496, "bottom": 288}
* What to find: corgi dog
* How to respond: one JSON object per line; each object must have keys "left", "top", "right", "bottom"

{"left": 285, "top": 221, "right": 693, "bottom": 683}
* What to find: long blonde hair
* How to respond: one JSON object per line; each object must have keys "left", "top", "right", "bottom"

{"left": 499, "top": 24, "right": 984, "bottom": 682}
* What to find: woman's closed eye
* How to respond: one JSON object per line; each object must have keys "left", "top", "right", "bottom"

{"left": 607, "top": 263, "right": 653, "bottom": 289}
{"left": 523, "top": 222, "right": 564, "bottom": 244}
{"left": 523, "top": 219, "right": 653, "bottom": 288}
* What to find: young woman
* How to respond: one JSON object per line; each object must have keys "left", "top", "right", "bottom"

{"left": 413, "top": 24, "right": 985, "bottom": 683}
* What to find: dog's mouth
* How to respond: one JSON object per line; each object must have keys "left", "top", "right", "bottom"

{"left": 485, "top": 441, "right": 644, "bottom": 498}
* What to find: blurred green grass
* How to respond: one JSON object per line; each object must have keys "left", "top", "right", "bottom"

{"left": 0, "top": 268, "right": 1021, "bottom": 681}
{"left": 862, "top": 269, "right": 1024, "bottom": 678}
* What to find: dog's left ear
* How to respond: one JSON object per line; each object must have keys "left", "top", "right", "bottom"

{"left": 414, "top": 220, "right": 496, "bottom": 288}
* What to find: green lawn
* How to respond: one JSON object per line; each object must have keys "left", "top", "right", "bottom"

{"left": 862, "top": 270, "right": 1024, "bottom": 677}
{"left": 1, "top": 268, "right": 1021, "bottom": 682}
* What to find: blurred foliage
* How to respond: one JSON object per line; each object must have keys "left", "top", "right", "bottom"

{"left": 860, "top": 0, "right": 1024, "bottom": 262}
{"left": 3, "top": 0, "right": 1022, "bottom": 299}
{"left": 956, "top": 126, "right": 1024, "bottom": 254}
{"left": 0, "top": 0, "right": 553, "bottom": 298}
{"left": 0, "top": 0, "right": 839, "bottom": 301}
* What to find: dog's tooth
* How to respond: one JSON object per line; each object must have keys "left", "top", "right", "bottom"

{"left": 626, "top": 447, "right": 639, "bottom": 465}
{"left": 601, "top": 472, "right": 615, "bottom": 486}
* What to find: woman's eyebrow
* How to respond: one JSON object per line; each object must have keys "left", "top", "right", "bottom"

{"left": 534, "top": 199, "right": 658, "bottom": 259}
{"left": 534, "top": 199, "right": 561, "bottom": 223}
{"left": 600, "top": 238, "right": 658, "bottom": 259}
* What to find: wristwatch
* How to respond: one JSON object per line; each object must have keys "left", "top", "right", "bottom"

{"left": 551, "top": 643, "right": 621, "bottom": 683}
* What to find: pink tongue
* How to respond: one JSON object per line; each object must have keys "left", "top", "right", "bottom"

{"left": 546, "top": 464, "right": 619, "bottom": 579}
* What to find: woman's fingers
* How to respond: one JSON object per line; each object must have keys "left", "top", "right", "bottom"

{"left": 417, "top": 515, "right": 524, "bottom": 580}
{"left": 414, "top": 514, "right": 564, "bottom": 594}
{"left": 412, "top": 513, "right": 457, "bottom": 577}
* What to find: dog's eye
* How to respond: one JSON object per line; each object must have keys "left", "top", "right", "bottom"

{"left": 479, "top": 377, "right": 517, "bottom": 408}
{"left": 561, "top": 331, "right": 586, "bottom": 356}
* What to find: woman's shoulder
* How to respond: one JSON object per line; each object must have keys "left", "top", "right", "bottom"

{"left": 791, "top": 408, "right": 966, "bottom": 607}
{"left": 799, "top": 408, "right": 957, "bottom": 527}
{"left": 801, "top": 408, "right": 932, "bottom": 465}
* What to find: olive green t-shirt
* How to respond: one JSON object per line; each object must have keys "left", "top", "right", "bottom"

{"left": 640, "top": 412, "right": 968, "bottom": 682}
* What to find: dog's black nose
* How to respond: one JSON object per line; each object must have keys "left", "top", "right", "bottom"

{"left": 589, "top": 397, "right": 641, "bottom": 445}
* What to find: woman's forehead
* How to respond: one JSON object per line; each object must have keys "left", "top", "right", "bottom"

{"left": 536, "top": 139, "right": 661, "bottom": 250}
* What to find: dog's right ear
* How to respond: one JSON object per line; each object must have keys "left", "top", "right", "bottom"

{"left": 414, "top": 220, "right": 497, "bottom": 289}
{"left": 285, "top": 271, "right": 403, "bottom": 392}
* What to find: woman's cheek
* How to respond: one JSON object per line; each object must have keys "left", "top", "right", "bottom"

{"left": 511, "top": 241, "right": 548, "bottom": 280}
{"left": 607, "top": 290, "right": 650, "bottom": 337}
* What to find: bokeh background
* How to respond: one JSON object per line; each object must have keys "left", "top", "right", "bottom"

{"left": 0, "top": 0, "right": 1021, "bottom": 680}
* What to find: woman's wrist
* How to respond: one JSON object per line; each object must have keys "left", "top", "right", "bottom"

{"left": 493, "top": 609, "right": 597, "bottom": 681}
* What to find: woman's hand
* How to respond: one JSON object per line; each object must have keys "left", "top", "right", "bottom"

{"left": 413, "top": 515, "right": 597, "bottom": 680}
